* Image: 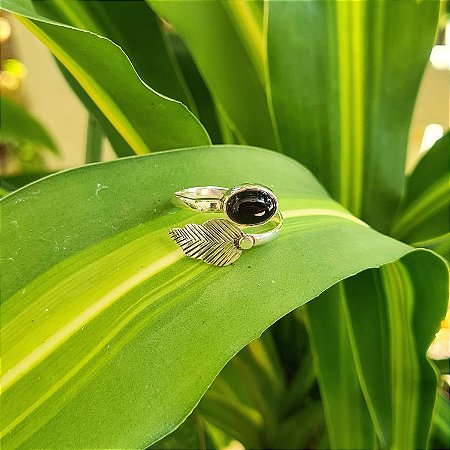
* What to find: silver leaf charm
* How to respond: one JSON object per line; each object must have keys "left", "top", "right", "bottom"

{"left": 169, "top": 218, "right": 251, "bottom": 266}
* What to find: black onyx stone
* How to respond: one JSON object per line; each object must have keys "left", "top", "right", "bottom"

{"left": 226, "top": 189, "right": 276, "bottom": 225}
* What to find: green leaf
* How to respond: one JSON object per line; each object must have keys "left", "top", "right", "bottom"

{"left": 0, "top": 96, "right": 58, "bottom": 154}
{"left": 1, "top": 171, "right": 53, "bottom": 195}
{"left": 27, "top": 0, "right": 200, "bottom": 157}
{"left": 348, "top": 259, "right": 447, "bottom": 449}
{"left": 56, "top": 62, "right": 135, "bottom": 158}
{"left": 169, "top": 34, "right": 223, "bottom": 144}
{"left": 266, "top": 0, "right": 439, "bottom": 231}
{"left": 392, "top": 133, "right": 450, "bottom": 258}
{"left": 2, "top": 0, "right": 210, "bottom": 154}
{"left": 266, "top": 4, "right": 444, "bottom": 448}
{"left": 1, "top": 146, "right": 447, "bottom": 448}
{"left": 149, "top": 410, "right": 207, "bottom": 450}
{"left": 148, "top": 0, "right": 278, "bottom": 150}
{"left": 306, "top": 284, "right": 378, "bottom": 450}
{"left": 31, "top": 0, "right": 197, "bottom": 113}
{"left": 307, "top": 254, "right": 448, "bottom": 450}
{"left": 431, "top": 393, "right": 450, "bottom": 449}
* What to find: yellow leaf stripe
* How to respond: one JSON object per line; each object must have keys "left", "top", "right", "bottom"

{"left": 382, "top": 261, "right": 419, "bottom": 450}
{"left": 1, "top": 261, "right": 207, "bottom": 444}
{"left": 336, "top": 1, "right": 365, "bottom": 216}
{"left": 0, "top": 250, "right": 183, "bottom": 391}
{"left": 18, "top": 17, "right": 151, "bottom": 154}
{"left": 224, "top": 0, "right": 265, "bottom": 81}
{"left": 283, "top": 208, "right": 367, "bottom": 226}
{"left": 1, "top": 205, "right": 368, "bottom": 391}
{"left": 1, "top": 204, "right": 371, "bottom": 444}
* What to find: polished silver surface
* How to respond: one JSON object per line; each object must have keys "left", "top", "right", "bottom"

{"left": 249, "top": 210, "right": 283, "bottom": 246}
{"left": 170, "top": 218, "right": 244, "bottom": 267}
{"left": 172, "top": 186, "right": 227, "bottom": 213}
{"left": 170, "top": 184, "right": 282, "bottom": 266}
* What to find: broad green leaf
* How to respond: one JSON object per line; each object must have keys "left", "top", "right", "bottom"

{"left": 31, "top": 0, "right": 196, "bottom": 113}
{"left": 0, "top": 96, "right": 58, "bottom": 154}
{"left": 1, "top": 146, "right": 447, "bottom": 448}
{"left": 267, "top": 0, "right": 439, "bottom": 231}
{"left": 169, "top": 34, "right": 222, "bottom": 144}
{"left": 2, "top": 0, "right": 210, "bottom": 154}
{"left": 430, "top": 393, "right": 450, "bottom": 449}
{"left": 149, "top": 0, "right": 278, "bottom": 150}
{"left": 34, "top": 0, "right": 222, "bottom": 154}
{"left": 392, "top": 133, "right": 450, "bottom": 258}
{"left": 308, "top": 255, "right": 448, "bottom": 450}
{"left": 306, "top": 285, "right": 378, "bottom": 450}
{"left": 346, "top": 259, "right": 447, "bottom": 449}
{"left": 200, "top": 331, "right": 285, "bottom": 448}
{"left": 28, "top": 0, "right": 199, "bottom": 157}
{"left": 56, "top": 62, "right": 135, "bottom": 157}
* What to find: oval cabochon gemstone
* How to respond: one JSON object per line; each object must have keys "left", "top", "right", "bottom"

{"left": 225, "top": 189, "right": 277, "bottom": 225}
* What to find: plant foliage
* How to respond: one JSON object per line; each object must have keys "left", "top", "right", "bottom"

{"left": 1, "top": 1, "right": 448, "bottom": 449}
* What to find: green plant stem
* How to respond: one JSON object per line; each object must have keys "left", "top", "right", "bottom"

{"left": 85, "top": 114, "right": 103, "bottom": 164}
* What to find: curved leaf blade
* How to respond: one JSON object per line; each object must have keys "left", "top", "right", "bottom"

{"left": 56, "top": 62, "right": 135, "bottom": 157}
{"left": 392, "top": 133, "right": 450, "bottom": 258}
{"left": 169, "top": 34, "right": 223, "bottom": 144}
{"left": 1, "top": 146, "right": 447, "bottom": 448}
{"left": 31, "top": 0, "right": 197, "bottom": 113}
{"left": 308, "top": 252, "right": 448, "bottom": 450}
{"left": 267, "top": 0, "right": 439, "bottom": 231}
{"left": 2, "top": 0, "right": 210, "bottom": 154}
{"left": 306, "top": 284, "right": 377, "bottom": 450}
{"left": 149, "top": 0, "right": 278, "bottom": 150}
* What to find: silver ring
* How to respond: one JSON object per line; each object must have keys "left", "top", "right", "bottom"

{"left": 169, "top": 183, "right": 283, "bottom": 266}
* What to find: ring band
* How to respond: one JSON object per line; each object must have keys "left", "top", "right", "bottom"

{"left": 169, "top": 183, "right": 283, "bottom": 266}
